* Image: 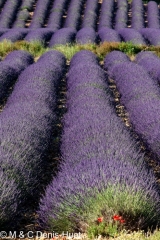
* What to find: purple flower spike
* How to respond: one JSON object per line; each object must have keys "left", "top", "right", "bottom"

{"left": 108, "top": 60, "right": 160, "bottom": 161}
{"left": 0, "top": 51, "right": 66, "bottom": 228}
{"left": 131, "top": 0, "right": 145, "bottom": 29}
{"left": 29, "top": 0, "right": 51, "bottom": 28}
{"left": 69, "top": 50, "right": 98, "bottom": 69}
{"left": 0, "top": 0, "right": 21, "bottom": 28}
{"left": 140, "top": 28, "right": 160, "bottom": 46}
{"left": 82, "top": 0, "right": 98, "bottom": 30}
{"left": 98, "top": 27, "right": 121, "bottom": 43}
{"left": 0, "top": 50, "right": 33, "bottom": 102}
{"left": 118, "top": 28, "right": 146, "bottom": 45}
{"left": 76, "top": 27, "right": 97, "bottom": 44}
{"left": 135, "top": 51, "right": 160, "bottom": 84}
{"left": 147, "top": 1, "right": 159, "bottom": 29}
{"left": 64, "top": 0, "right": 84, "bottom": 30}
{"left": 49, "top": 28, "right": 76, "bottom": 47}
{"left": 37, "top": 50, "right": 160, "bottom": 231}
{"left": 0, "top": 29, "right": 29, "bottom": 42}
{"left": 25, "top": 28, "right": 54, "bottom": 44}
{"left": 104, "top": 50, "right": 130, "bottom": 71}
{"left": 98, "top": 0, "right": 114, "bottom": 30}
{"left": 47, "top": 0, "right": 68, "bottom": 30}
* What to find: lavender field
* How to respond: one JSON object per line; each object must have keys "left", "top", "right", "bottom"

{"left": 0, "top": 0, "right": 160, "bottom": 238}
{"left": 0, "top": 0, "right": 160, "bottom": 45}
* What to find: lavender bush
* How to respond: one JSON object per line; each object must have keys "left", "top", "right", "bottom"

{"left": 0, "top": 0, "right": 22, "bottom": 28}
{"left": 0, "top": 50, "right": 66, "bottom": 228}
{"left": 131, "top": 0, "right": 144, "bottom": 29}
{"left": 0, "top": 171, "right": 20, "bottom": 229}
{"left": 81, "top": 0, "right": 98, "bottom": 30}
{"left": 0, "top": 50, "right": 33, "bottom": 102}
{"left": 48, "top": 28, "right": 76, "bottom": 47}
{"left": 69, "top": 50, "right": 98, "bottom": 68}
{"left": 0, "top": 64, "right": 17, "bottom": 102}
{"left": 13, "top": 0, "right": 35, "bottom": 28}
{"left": 147, "top": 1, "right": 159, "bottom": 29}
{"left": 29, "top": 0, "right": 50, "bottom": 28}
{"left": 25, "top": 28, "right": 54, "bottom": 44}
{"left": 6, "top": 50, "right": 66, "bottom": 106}
{"left": 135, "top": 51, "right": 157, "bottom": 62}
{"left": 135, "top": 51, "right": 160, "bottom": 84}
{"left": 107, "top": 60, "right": 160, "bottom": 161}
{"left": 76, "top": 27, "right": 97, "bottom": 44}
{"left": 98, "top": 27, "right": 121, "bottom": 43}
{"left": 98, "top": 0, "right": 114, "bottom": 30}
{"left": 13, "top": 10, "right": 30, "bottom": 28}
{"left": 0, "top": 28, "right": 8, "bottom": 37}
{"left": 4, "top": 50, "right": 34, "bottom": 75}
{"left": 37, "top": 51, "right": 160, "bottom": 232}
{"left": 0, "top": 29, "right": 29, "bottom": 42}
{"left": 64, "top": 0, "right": 84, "bottom": 30}
{"left": 104, "top": 50, "right": 130, "bottom": 72}
{"left": 114, "top": 0, "right": 128, "bottom": 30}
{"left": 118, "top": 28, "right": 146, "bottom": 45}
{"left": 140, "top": 28, "right": 160, "bottom": 46}
{"left": 47, "top": 0, "right": 69, "bottom": 30}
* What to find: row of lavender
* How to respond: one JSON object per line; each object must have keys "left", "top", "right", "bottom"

{"left": 1, "top": 49, "right": 160, "bottom": 230}
{"left": 37, "top": 50, "right": 160, "bottom": 231}
{"left": 105, "top": 50, "right": 160, "bottom": 163}
{"left": 1, "top": 27, "right": 160, "bottom": 46}
{"left": 0, "top": 50, "right": 33, "bottom": 103}
{"left": 0, "top": 0, "right": 160, "bottom": 30}
{"left": 0, "top": 50, "right": 66, "bottom": 229}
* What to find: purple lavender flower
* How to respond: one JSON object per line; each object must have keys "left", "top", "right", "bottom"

{"left": 25, "top": 28, "right": 54, "bottom": 44}
{"left": 76, "top": 27, "right": 97, "bottom": 44}
{"left": 135, "top": 51, "right": 157, "bottom": 62}
{"left": 81, "top": 0, "right": 98, "bottom": 30}
{"left": 0, "top": 50, "right": 66, "bottom": 228}
{"left": 98, "top": 0, "right": 114, "bottom": 30}
{"left": 13, "top": 9, "right": 30, "bottom": 28}
{"left": 114, "top": 0, "right": 128, "bottom": 30}
{"left": 147, "top": 1, "right": 159, "bottom": 29}
{"left": 4, "top": 50, "right": 34, "bottom": 74}
{"left": 131, "top": 0, "right": 145, "bottom": 29}
{"left": 0, "top": 29, "right": 29, "bottom": 42}
{"left": 104, "top": 50, "right": 130, "bottom": 71}
{"left": 47, "top": 0, "right": 68, "bottom": 30}
{"left": 0, "top": 64, "right": 17, "bottom": 102}
{"left": 98, "top": 27, "right": 121, "bottom": 43}
{"left": 135, "top": 51, "right": 160, "bottom": 84}
{"left": 29, "top": 0, "right": 50, "bottom": 28}
{"left": 140, "top": 28, "right": 160, "bottom": 46}
{"left": 108, "top": 61, "right": 160, "bottom": 161}
{"left": 69, "top": 50, "right": 98, "bottom": 69}
{"left": 0, "top": 0, "right": 21, "bottom": 28}
{"left": 0, "top": 28, "right": 8, "bottom": 36}
{"left": 0, "top": 171, "right": 20, "bottom": 229}
{"left": 49, "top": 28, "right": 76, "bottom": 47}
{"left": 0, "top": 50, "right": 33, "bottom": 102}
{"left": 118, "top": 28, "right": 146, "bottom": 45}
{"left": 64, "top": 0, "right": 84, "bottom": 30}
{"left": 37, "top": 51, "right": 160, "bottom": 231}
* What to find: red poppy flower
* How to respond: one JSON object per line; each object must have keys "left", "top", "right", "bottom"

{"left": 113, "top": 215, "right": 125, "bottom": 224}
{"left": 97, "top": 217, "right": 103, "bottom": 223}
{"left": 120, "top": 219, "right": 125, "bottom": 223}
{"left": 113, "top": 215, "right": 121, "bottom": 221}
